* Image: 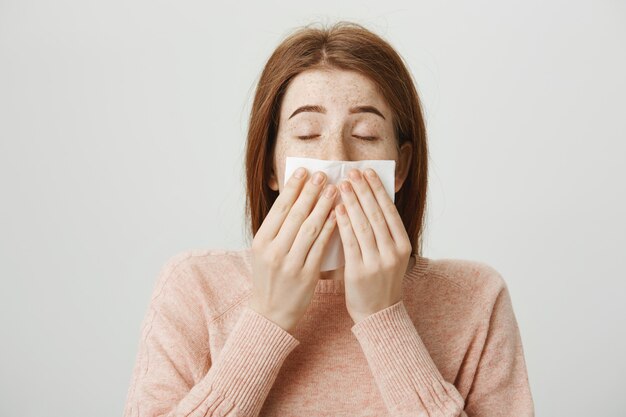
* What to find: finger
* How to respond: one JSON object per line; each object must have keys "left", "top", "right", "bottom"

{"left": 363, "top": 168, "right": 408, "bottom": 247}
{"left": 335, "top": 202, "right": 362, "bottom": 264}
{"left": 338, "top": 178, "right": 377, "bottom": 260}
{"left": 273, "top": 171, "right": 328, "bottom": 256}
{"left": 255, "top": 166, "right": 308, "bottom": 244}
{"left": 347, "top": 169, "right": 395, "bottom": 258}
{"left": 304, "top": 206, "right": 338, "bottom": 272}
{"left": 291, "top": 183, "right": 338, "bottom": 268}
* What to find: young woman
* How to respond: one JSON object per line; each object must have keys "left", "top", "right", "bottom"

{"left": 124, "top": 21, "right": 535, "bottom": 417}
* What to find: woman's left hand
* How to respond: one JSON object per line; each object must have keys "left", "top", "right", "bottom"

{"left": 334, "top": 168, "right": 413, "bottom": 324}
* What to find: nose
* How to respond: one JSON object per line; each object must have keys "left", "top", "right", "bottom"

{"left": 322, "top": 131, "right": 351, "bottom": 162}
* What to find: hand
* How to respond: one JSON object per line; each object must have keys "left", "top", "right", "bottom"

{"left": 334, "top": 168, "right": 413, "bottom": 324}
{"left": 248, "top": 167, "right": 338, "bottom": 334}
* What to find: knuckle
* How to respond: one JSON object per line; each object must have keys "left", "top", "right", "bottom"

{"left": 301, "top": 220, "right": 319, "bottom": 238}
{"left": 262, "top": 249, "right": 281, "bottom": 268}
{"left": 275, "top": 200, "right": 291, "bottom": 216}
{"left": 382, "top": 198, "right": 396, "bottom": 212}
{"left": 281, "top": 257, "right": 298, "bottom": 273}
{"left": 290, "top": 207, "right": 308, "bottom": 225}
{"left": 385, "top": 201, "right": 398, "bottom": 212}
{"left": 382, "top": 263, "right": 395, "bottom": 275}
{"left": 300, "top": 264, "right": 312, "bottom": 277}
{"left": 345, "top": 239, "right": 359, "bottom": 251}
{"left": 357, "top": 221, "right": 370, "bottom": 234}
{"left": 380, "top": 257, "right": 396, "bottom": 272}
{"left": 369, "top": 209, "right": 386, "bottom": 225}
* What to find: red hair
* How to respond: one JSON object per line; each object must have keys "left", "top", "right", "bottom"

{"left": 244, "top": 21, "right": 429, "bottom": 256}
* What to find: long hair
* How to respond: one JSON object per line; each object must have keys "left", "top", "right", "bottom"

{"left": 244, "top": 21, "right": 429, "bottom": 257}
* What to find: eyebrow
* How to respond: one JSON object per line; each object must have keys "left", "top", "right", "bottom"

{"left": 288, "top": 105, "right": 386, "bottom": 120}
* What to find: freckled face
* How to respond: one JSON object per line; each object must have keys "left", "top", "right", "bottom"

{"left": 268, "top": 68, "right": 405, "bottom": 193}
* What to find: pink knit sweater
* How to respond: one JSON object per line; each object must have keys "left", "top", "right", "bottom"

{"left": 123, "top": 247, "right": 534, "bottom": 416}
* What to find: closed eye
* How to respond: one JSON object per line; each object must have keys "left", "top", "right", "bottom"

{"left": 297, "top": 135, "right": 378, "bottom": 141}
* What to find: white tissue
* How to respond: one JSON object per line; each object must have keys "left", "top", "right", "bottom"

{"left": 283, "top": 156, "right": 396, "bottom": 272}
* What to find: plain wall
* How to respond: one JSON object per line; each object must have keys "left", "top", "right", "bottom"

{"left": 1, "top": 1, "right": 624, "bottom": 415}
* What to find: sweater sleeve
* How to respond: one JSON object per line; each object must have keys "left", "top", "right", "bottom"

{"left": 351, "top": 300, "right": 466, "bottom": 417}
{"left": 123, "top": 256, "right": 300, "bottom": 417}
{"left": 462, "top": 283, "right": 535, "bottom": 416}
{"left": 351, "top": 284, "right": 534, "bottom": 417}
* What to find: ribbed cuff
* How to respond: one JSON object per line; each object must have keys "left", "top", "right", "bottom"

{"left": 209, "top": 305, "right": 300, "bottom": 416}
{"left": 351, "top": 300, "right": 464, "bottom": 415}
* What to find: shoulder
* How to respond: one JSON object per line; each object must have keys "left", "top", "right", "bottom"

{"left": 149, "top": 247, "right": 253, "bottom": 322}
{"left": 420, "top": 256, "right": 510, "bottom": 312}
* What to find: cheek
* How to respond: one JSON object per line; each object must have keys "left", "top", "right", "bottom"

{"left": 280, "top": 138, "right": 319, "bottom": 160}
{"left": 351, "top": 142, "right": 390, "bottom": 159}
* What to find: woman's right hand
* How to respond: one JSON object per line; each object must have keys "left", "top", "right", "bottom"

{"left": 247, "top": 167, "right": 338, "bottom": 334}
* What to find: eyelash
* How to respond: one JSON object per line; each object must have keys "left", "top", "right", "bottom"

{"left": 297, "top": 135, "right": 378, "bottom": 141}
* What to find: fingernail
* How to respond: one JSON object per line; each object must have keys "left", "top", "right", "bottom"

{"left": 294, "top": 167, "right": 306, "bottom": 179}
{"left": 324, "top": 184, "right": 336, "bottom": 198}
{"left": 313, "top": 172, "right": 325, "bottom": 185}
{"left": 349, "top": 169, "right": 362, "bottom": 181}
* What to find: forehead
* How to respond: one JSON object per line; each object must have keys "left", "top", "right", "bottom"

{"left": 280, "top": 69, "right": 388, "bottom": 114}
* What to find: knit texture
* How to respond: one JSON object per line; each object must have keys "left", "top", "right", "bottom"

{"left": 123, "top": 247, "right": 534, "bottom": 416}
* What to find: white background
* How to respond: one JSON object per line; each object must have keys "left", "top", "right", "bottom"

{"left": 1, "top": 1, "right": 624, "bottom": 415}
